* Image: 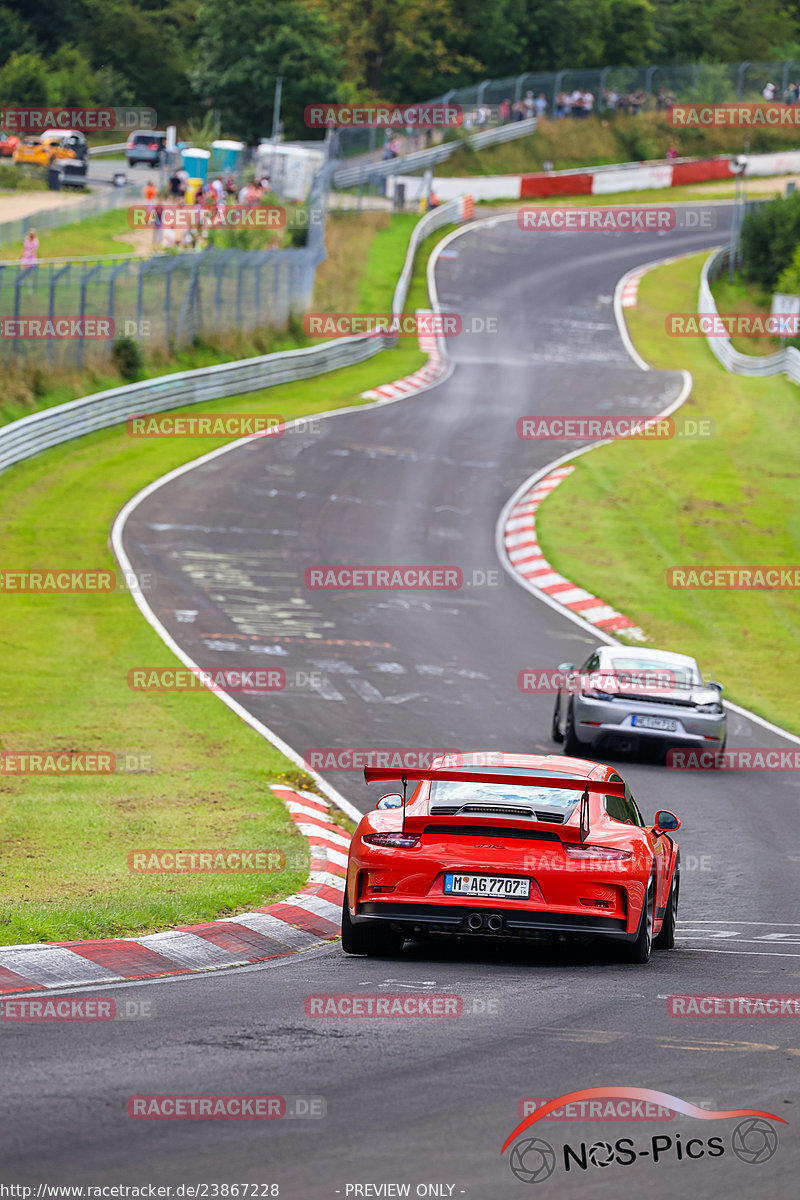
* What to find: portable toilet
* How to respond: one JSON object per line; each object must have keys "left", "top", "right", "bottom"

{"left": 211, "top": 140, "right": 244, "bottom": 174}
{"left": 181, "top": 147, "right": 210, "bottom": 181}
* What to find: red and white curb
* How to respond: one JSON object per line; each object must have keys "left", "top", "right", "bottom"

{"left": 503, "top": 466, "right": 646, "bottom": 640}
{"left": 619, "top": 266, "right": 647, "bottom": 308}
{"left": 361, "top": 308, "right": 449, "bottom": 401}
{"left": 0, "top": 788, "right": 350, "bottom": 995}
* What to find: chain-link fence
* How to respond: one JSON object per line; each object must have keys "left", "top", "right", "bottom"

{"left": 0, "top": 163, "right": 333, "bottom": 370}
{"left": 337, "top": 58, "right": 800, "bottom": 161}
{"left": 0, "top": 182, "right": 141, "bottom": 248}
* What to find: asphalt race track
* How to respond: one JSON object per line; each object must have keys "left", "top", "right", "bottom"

{"left": 4, "top": 208, "right": 798, "bottom": 1197}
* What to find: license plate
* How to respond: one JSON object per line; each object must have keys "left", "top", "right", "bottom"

{"left": 632, "top": 715, "right": 679, "bottom": 731}
{"left": 443, "top": 873, "right": 530, "bottom": 899}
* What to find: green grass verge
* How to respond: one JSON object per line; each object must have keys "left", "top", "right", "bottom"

{"left": 0, "top": 206, "right": 142, "bottom": 259}
{"left": 536, "top": 251, "right": 800, "bottom": 735}
{"left": 0, "top": 218, "right": 451, "bottom": 945}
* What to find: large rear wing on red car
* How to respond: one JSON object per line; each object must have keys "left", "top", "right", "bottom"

{"left": 363, "top": 766, "right": 625, "bottom": 796}
{"left": 364, "top": 767, "right": 625, "bottom": 843}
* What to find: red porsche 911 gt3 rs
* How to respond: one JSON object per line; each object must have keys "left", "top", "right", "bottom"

{"left": 342, "top": 752, "right": 680, "bottom": 964}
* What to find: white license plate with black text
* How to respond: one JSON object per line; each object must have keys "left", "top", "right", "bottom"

{"left": 443, "top": 873, "right": 530, "bottom": 898}
{"left": 632, "top": 715, "right": 679, "bottom": 731}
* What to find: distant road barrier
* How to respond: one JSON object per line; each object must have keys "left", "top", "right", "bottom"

{"left": 698, "top": 246, "right": 800, "bottom": 383}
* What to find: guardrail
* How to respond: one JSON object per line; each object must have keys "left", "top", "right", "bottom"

{"left": 0, "top": 196, "right": 468, "bottom": 477}
{"left": 698, "top": 247, "right": 800, "bottom": 383}
{"left": 88, "top": 144, "right": 128, "bottom": 157}
{"left": 333, "top": 119, "right": 536, "bottom": 188}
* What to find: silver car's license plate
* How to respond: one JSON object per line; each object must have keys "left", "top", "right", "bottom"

{"left": 443, "top": 873, "right": 530, "bottom": 898}
{"left": 632, "top": 715, "right": 679, "bottom": 731}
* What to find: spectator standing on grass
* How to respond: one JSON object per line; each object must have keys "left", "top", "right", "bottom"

{"left": 535, "top": 93, "right": 548, "bottom": 117}
{"left": 583, "top": 90, "right": 594, "bottom": 117}
{"left": 499, "top": 98, "right": 510, "bottom": 123}
{"left": 763, "top": 81, "right": 776, "bottom": 101}
{"left": 524, "top": 91, "right": 535, "bottom": 119}
{"left": 512, "top": 99, "right": 524, "bottom": 121}
{"left": 152, "top": 202, "right": 163, "bottom": 246}
{"left": 21, "top": 229, "right": 38, "bottom": 267}
{"left": 144, "top": 179, "right": 157, "bottom": 206}
{"left": 168, "top": 169, "right": 181, "bottom": 198}
{"left": 630, "top": 89, "right": 644, "bottom": 115}
{"left": 237, "top": 180, "right": 250, "bottom": 204}
{"left": 605, "top": 87, "right": 619, "bottom": 113}
{"left": 666, "top": 146, "right": 678, "bottom": 160}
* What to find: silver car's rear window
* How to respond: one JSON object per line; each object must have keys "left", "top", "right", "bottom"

{"left": 604, "top": 657, "right": 698, "bottom": 686}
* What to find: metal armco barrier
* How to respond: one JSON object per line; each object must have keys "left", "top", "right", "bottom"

{"left": 333, "top": 119, "right": 536, "bottom": 188}
{"left": 698, "top": 247, "right": 800, "bottom": 383}
{"left": 0, "top": 196, "right": 469, "bottom": 478}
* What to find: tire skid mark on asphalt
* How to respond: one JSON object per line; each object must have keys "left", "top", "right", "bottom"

{"left": 0, "top": 787, "right": 348, "bottom": 995}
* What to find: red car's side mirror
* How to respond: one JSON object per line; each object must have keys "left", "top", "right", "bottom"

{"left": 654, "top": 809, "right": 680, "bottom": 833}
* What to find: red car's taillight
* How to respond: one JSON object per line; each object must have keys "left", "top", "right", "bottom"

{"left": 363, "top": 832, "right": 420, "bottom": 849}
{"left": 563, "top": 845, "right": 632, "bottom": 860}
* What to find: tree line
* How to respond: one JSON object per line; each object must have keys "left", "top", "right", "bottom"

{"left": 1, "top": 0, "right": 799, "bottom": 142}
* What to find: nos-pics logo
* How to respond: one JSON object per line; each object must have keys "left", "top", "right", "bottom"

{"left": 503, "top": 1088, "right": 783, "bottom": 1183}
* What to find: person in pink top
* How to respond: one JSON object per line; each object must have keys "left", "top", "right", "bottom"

{"left": 21, "top": 229, "right": 38, "bottom": 266}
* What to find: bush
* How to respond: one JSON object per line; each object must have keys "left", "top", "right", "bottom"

{"left": 739, "top": 190, "right": 800, "bottom": 289}
{"left": 111, "top": 335, "right": 145, "bottom": 381}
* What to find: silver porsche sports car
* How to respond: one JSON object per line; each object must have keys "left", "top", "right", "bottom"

{"left": 551, "top": 645, "right": 726, "bottom": 758}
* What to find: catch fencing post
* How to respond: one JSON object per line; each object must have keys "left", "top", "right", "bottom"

{"left": 14, "top": 264, "right": 37, "bottom": 364}
{"left": 78, "top": 262, "right": 103, "bottom": 369}
{"left": 736, "top": 61, "right": 750, "bottom": 99}
{"left": 48, "top": 262, "right": 71, "bottom": 369}
{"left": 553, "top": 70, "right": 566, "bottom": 112}
{"left": 108, "top": 260, "right": 130, "bottom": 357}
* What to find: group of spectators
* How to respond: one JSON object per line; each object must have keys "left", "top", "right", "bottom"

{"left": 143, "top": 171, "right": 273, "bottom": 249}
{"left": 762, "top": 80, "right": 800, "bottom": 103}
{"left": 468, "top": 86, "right": 670, "bottom": 124}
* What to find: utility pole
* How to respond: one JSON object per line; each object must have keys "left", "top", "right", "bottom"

{"left": 272, "top": 76, "right": 283, "bottom": 142}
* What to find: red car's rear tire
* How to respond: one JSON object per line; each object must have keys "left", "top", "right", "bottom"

{"left": 653, "top": 865, "right": 679, "bottom": 950}
{"left": 619, "top": 879, "right": 654, "bottom": 964}
{"left": 341, "top": 896, "right": 405, "bottom": 957}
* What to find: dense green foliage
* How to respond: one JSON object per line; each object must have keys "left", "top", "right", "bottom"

{"left": 740, "top": 191, "right": 800, "bottom": 290}
{"left": 1, "top": 0, "right": 799, "bottom": 138}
